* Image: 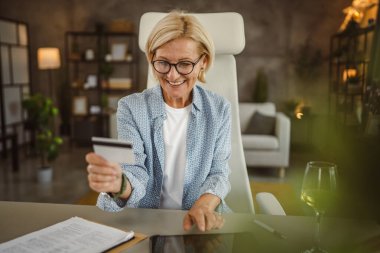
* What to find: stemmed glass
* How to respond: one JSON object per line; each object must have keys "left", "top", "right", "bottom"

{"left": 300, "top": 161, "right": 337, "bottom": 253}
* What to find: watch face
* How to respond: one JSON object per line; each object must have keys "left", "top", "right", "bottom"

{"left": 150, "top": 232, "right": 256, "bottom": 253}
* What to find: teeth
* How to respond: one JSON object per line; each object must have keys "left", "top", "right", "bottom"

{"left": 167, "top": 80, "right": 185, "bottom": 86}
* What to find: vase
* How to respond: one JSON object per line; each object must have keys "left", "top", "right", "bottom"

{"left": 37, "top": 166, "right": 53, "bottom": 184}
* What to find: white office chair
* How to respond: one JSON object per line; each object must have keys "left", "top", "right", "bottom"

{"left": 139, "top": 12, "right": 285, "bottom": 215}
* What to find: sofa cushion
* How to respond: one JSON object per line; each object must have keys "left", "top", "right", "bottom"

{"left": 239, "top": 103, "right": 276, "bottom": 130}
{"left": 244, "top": 111, "right": 275, "bottom": 135}
{"left": 242, "top": 135, "right": 279, "bottom": 150}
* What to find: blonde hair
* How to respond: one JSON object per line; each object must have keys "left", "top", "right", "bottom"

{"left": 145, "top": 10, "right": 214, "bottom": 83}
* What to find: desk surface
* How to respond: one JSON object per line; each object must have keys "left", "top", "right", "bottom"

{"left": 1, "top": 201, "right": 379, "bottom": 253}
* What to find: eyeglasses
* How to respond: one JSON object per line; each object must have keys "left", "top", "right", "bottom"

{"left": 151, "top": 54, "right": 204, "bottom": 75}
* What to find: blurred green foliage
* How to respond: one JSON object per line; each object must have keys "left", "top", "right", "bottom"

{"left": 23, "top": 94, "right": 63, "bottom": 167}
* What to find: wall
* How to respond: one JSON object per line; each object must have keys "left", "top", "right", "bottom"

{"left": 0, "top": 0, "right": 352, "bottom": 115}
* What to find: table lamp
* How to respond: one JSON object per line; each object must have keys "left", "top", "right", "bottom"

{"left": 37, "top": 47, "right": 61, "bottom": 100}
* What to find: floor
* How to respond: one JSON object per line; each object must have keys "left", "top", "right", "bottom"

{"left": 1, "top": 123, "right": 380, "bottom": 221}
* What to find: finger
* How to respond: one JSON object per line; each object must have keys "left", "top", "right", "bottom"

{"left": 183, "top": 213, "right": 194, "bottom": 231}
{"left": 88, "top": 173, "right": 117, "bottom": 183}
{"left": 87, "top": 164, "right": 118, "bottom": 176}
{"left": 214, "top": 215, "right": 225, "bottom": 230}
{"left": 205, "top": 211, "right": 217, "bottom": 231}
{"left": 193, "top": 212, "right": 206, "bottom": 232}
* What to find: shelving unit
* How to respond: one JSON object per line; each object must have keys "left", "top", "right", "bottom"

{"left": 329, "top": 24, "right": 375, "bottom": 126}
{"left": 65, "top": 31, "right": 139, "bottom": 145}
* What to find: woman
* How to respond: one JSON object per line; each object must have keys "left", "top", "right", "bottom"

{"left": 86, "top": 10, "right": 231, "bottom": 232}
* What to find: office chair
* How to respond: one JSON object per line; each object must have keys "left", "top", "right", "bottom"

{"left": 139, "top": 12, "right": 286, "bottom": 215}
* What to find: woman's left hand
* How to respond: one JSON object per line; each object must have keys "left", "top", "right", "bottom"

{"left": 183, "top": 194, "right": 224, "bottom": 231}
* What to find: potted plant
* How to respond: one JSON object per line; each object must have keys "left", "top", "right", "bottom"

{"left": 252, "top": 68, "right": 268, "bottom": 103}
{"left": 22, "top": 94, "right": 63, "bottom": 183}
{"left": 100, "top": 63, "right": 114, "bottom": 88}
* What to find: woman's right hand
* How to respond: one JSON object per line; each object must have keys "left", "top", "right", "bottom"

{"left": 85, "top": 152, "right": 123, "bottom": 194}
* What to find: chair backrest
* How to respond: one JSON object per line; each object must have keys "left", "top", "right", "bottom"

{"left": 139, "top": 12, "right": 254, "bottom": 213}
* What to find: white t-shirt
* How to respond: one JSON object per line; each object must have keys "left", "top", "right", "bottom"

{"left": 160, "top": 103, "right": 191, "bottom": 209}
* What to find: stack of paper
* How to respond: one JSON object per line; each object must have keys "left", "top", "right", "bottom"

{"left": 0, "top": 217, "right": 134, "bottom": 253}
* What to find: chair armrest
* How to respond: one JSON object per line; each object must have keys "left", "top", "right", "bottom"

{"left": 256, "top": 192, "right": 286, "bottom": 215}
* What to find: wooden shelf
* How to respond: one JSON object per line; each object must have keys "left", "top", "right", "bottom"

{"left": 65, "top": 30, "right": 139, "bottom": 143}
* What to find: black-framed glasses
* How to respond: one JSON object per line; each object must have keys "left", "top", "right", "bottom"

{"left": 151, "top": 54, "right": 204, "bottom": 75}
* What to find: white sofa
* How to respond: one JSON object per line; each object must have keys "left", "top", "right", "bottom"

{"left": 239, "top": 102, "right": 291, "bottom": 177}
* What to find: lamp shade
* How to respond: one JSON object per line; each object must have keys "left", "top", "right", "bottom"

{"left": 37, "top": 47, "right": 61, "bottom": 69}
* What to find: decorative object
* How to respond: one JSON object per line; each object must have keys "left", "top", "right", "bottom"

{"left": 84, "top": 75, "right": 97, "bottom": 89}
{"left": 107, "top": 19, "right": 134, "bottom": 33}
{"left": 99, "top": 63, "right": 114, "bottom": 87}
{"left": 126, "top": 54, "right": 133, "bottom": 62}
{"left": 22, "top": 94, "right": 63, "bottom": 183}
{"left": 72, "top": 96, "right": 88, "bottom": 116}
{"left": 105, "top": 54, "right": 112, "bottom": 62}
{"left": 90, "top": 105, "right": 101, "bottom": 114}
{"left": 284, "top": 99, "right": 311, "bottom": 120}
{"left": 252, "top": 68, "right": 268, "bottom": 102}
{"left": 37, "top": 47, "right": 61, "bottom": 100}
{"left": 107, "top": 78, "right": 132, "bottom": 89}
{"left": 342, "top": 68, "right": 358, "bottom": 82}
{"left": 111, "top": 43, "right": 127, "bottom": 61}
{"left": 85, "top": 49, "right": 94, "bottom": 60}
{"left": 3, "top": 87, "right": 22, "bottom": 124}
{"left": 338, "top": 0, "right": 377, "bottom": 32}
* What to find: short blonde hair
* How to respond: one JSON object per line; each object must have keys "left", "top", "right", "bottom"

{"left": 145, "top": 10, "right": 215, "bottom": 83}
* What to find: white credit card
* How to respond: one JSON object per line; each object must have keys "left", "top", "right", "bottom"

{"left": 92, "top": 137, "right": 135, "bottom": 164}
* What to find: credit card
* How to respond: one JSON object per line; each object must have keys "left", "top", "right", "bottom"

{"left": 92, "top": 137, "right": 135, "bottom": 164}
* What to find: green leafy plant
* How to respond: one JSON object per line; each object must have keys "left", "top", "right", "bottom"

{"left": 22, "top": 94, "right": 63, "bottom": 168}
{"left": 99, "top": 63, "right": 114, "bottom": 80}
{"left": 252, "top": 68, "right": 268, "bottom": 102}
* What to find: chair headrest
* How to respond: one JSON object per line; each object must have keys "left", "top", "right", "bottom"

{"left": 138, "top": 12, "right": 245, "bottom": 55}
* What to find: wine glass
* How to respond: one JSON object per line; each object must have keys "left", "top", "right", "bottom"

{"left": 300, "top": 161, "right": 337, "bottom": 253}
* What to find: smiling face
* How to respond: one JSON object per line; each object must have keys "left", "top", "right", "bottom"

{"left": 153, "top": 37, "right": 207, "bottom": 108}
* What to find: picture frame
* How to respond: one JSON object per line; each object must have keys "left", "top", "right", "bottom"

{"left": 111, "top": 43, "right": 127, "bottom": 61}
{"left": 3, "top": 86, "right": 22, "bottom": 124}
{"left": 72, "top": 96, "right": 88, "bottom": 116}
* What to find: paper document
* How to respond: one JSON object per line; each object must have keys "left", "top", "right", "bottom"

{"left": 0, "top": 217, "right": 134, "bottom": 253}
